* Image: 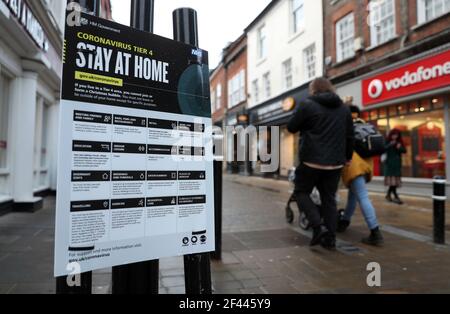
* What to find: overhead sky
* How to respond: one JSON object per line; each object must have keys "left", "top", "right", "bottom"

{"left": 110, "top": 0, "right": 271, "bottom": 69}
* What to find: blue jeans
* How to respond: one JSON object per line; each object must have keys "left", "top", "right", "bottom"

{"left": 343, "top": 176, "right": 379, "bottom": 230}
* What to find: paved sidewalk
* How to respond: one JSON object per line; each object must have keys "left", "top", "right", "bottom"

{"left": 1, "top": 174, "right": 450, "bottom": 294}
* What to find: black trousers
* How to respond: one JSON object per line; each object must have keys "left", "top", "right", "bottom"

{"left": 294, "top": 163, "right": 342, "bottom": 236}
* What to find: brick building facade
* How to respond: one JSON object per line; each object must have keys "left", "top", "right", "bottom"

{"left": 323, "top": 0, "right": 450, "bottom": 195}
{"left": 210, "top": 35, "right": 249, "bottom": 174}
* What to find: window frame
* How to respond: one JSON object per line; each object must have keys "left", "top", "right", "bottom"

{"left": 369, "top": 0, "right": 397, "bottom": 47}
{"left": 282, "top": 58, "right": 293, "bottom": 91}
{"left": 263, "top": 72, "right": 271, "bottom": 100}
{"left": 252, "top": 79, "right": 260, "bottom": 105}
{"left": 303, "top": 44, "right": 317, "bottom": 81}
{"left": 216, "top": 83, "right": 222, "bottom": 110}
{"left": 417, "top": 0, "right": 450, "bottom": 24}
{"left": 336, "top": 13, "right": 355, "bottom": 63}
{"left": 0, "top": 71, "right": 11, "bottom": 174}
{"left": 257, "top": 24, "right": 267, "bottom": 59}
{"left": 291, "top": 0, "right": 305, "bottom": 34}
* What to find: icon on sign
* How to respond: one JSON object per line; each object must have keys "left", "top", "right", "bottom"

{"left": 102, "top": 173, "right": 109, "bottom": 180}
{"left": 103, "top": 201, "right": 109, "bottom": 208}
{"left": 172, "top": 123, "right": 177, "bottom": 129}
{"left": 171, "top": 198, "right": 176, "bottom": 205}
{"left": 199, "top": 173, "right": 205, "bottom": 179}
{"left": 191, "top": 236, "right": 198, "bottom": 244}
{"left": 171, "top": 173, "right": 177, "bottom": 179}
{"left": 104, "top": 116, "right": 111, "bottom": 123}
{"left": 139, "top": 146, "right": 145, "bottom": 152}
{"left": 138, "top": 199, "right": 144, "bottom": 207}
{"left": 140, "top": 173, "right": 145, "bottom": 180}
{"left": 200, "top": 235, "right": 207, "bottom": 243}
{"left": 368, "top": 79, "right": 383, "bottom": 99}
{"left": 182, "top": 237, "right": 189, "bottom": 245}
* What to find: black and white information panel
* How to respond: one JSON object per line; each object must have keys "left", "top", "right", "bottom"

{"left": 55, "top": 12, "right": 214, "bottom": 276}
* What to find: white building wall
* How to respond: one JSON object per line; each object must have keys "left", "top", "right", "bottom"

{"left": 247, "top": 0, "right": 324, "bottom": 109}
{"left": 0, "top": 0, "right": 66, "bottom": 210}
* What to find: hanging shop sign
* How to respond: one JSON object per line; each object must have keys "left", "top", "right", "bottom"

{"left": 362, "top": 49, "right": 450, "bottom": 107}
{"left": 1, "top": 0, "right": 49, "bottom": 51}
{"left": 54, "top": 12, "right": 215, "bottom": 277}
{"left": 282, "top": 97, "right": 296, "bottom": 112}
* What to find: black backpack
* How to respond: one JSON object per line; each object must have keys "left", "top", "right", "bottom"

{"left": 354, "top": 120, "right": 386, "bottom": 158}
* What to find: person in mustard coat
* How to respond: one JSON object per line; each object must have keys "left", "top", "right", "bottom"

{"left": 338, "top": 106, "right": 384, "bottom": 246}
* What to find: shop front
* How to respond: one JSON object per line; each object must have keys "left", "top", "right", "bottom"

{"left": 338, "top": 46, "right": 450, "bottom": 196}
{"left": 249, "top": 83, "right": 309, "bottom": 178}
{"left": 0, "top": 0, "right": 63, "bottom": 213}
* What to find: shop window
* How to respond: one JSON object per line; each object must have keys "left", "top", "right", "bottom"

{"left": 388, "top": 105, "right": 398, "bottom": 117}
{"left": 33, "top": 99, "right": 51, "bottom": 189}
{"left": 0, "top": 73, "right": 10, "bottom": 170}
{"left": 387, "top": 109, "right": 446, "bottom": 179}
{"left": 397, "top": 104, "right": 408, "bottom": 115}
{"left": 419, "top": 98, "right": 432, "bottom": 112}
{"left": 362, "top": 111, "right": 370, "bottom": 121}
{"left": 379, "top": 107, "right": 387, "bottom": 119}
{"left": 370, "top": 109, "right": 379, "bottom": 121}
{"left": 431, "top": 96, "right": 445, "bottom": 110}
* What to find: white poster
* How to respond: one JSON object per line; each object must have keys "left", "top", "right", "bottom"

{"left": 54, "top": 12, "right": 214, "bottom": 277}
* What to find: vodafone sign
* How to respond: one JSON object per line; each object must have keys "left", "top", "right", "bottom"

{"left": 362, "top": 49, "right": 450, "bottom": 107}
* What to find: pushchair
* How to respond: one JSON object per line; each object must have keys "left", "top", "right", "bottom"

{"left": 285, "top": 167, "right": 342, "bottom": 231}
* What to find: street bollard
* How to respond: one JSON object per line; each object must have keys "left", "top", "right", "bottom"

{"left": 111, "top": 0, "right": 159, "bottom": 295}
{"left": 211, "top": 159, "right": 223, "bottom": 260}
{"left": 173, "top": 7, "right": 213, "bottom": 295}
{"left": 432, "top": 176, "right": 447, "bottom": 245}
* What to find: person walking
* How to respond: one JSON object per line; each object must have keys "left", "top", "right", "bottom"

{"left": 338, "top": 106, "right": 384, "bottom": 246}
{"left": 384, "top": 129, "right": 407, "bottom": 205}
{"left": 288, "top": 77, "right": 354, "bottom": 250}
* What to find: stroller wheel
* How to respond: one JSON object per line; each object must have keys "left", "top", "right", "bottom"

{"left": 285, "top": 205, "right": 294, "bottom": 224}
{"left": 299, "top": 211, "right": 310, "bottom": 230}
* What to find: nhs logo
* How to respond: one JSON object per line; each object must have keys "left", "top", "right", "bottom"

{"left": 191, "top": 49, "right": 203, "bottom": 58}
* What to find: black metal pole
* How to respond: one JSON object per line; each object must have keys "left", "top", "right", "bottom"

{"left": 173, "top": 7, "right": 213, "bottom": 295}
{"left": 112, "top": 0, "right": 159, "bottom": 294}
{"left": 211, "top": 158, "right": 223, "bottom": 260}
{"left": 173, "top": 8, "right": 199, "bottom": 47}
{"left": 56, "top": 0, "right": 99, "bottom": 295}
{"left": 131, "top": 0, "right": 155, "bottom": 33}
{"left": 433, "top": 176, "right": 447, "bottom": 244}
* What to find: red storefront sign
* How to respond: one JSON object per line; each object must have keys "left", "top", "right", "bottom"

{"left": 362, "top": 49, "right": 450, "bottom": 107}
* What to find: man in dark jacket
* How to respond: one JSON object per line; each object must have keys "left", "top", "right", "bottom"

{"left": 288, "top": 77, "right": 354, "bottom": 250}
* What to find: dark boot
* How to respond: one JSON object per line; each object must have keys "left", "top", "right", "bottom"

{"left": 362, "top": 228, "right": 384, "bottom": 246}
{"left": 337, "top": 219, "right": 350, "bottom": 233}
{"left": 392, "top": 198, "right": 403, "bottom": 205}
{"left": 310, "top": 226, "right": 326, "bottom": 247}
{"left": 392, "top": 188, "right": 404, "bottom": 205}
{"left": 320, "top": 232, "right": 336, "bottom": 250}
